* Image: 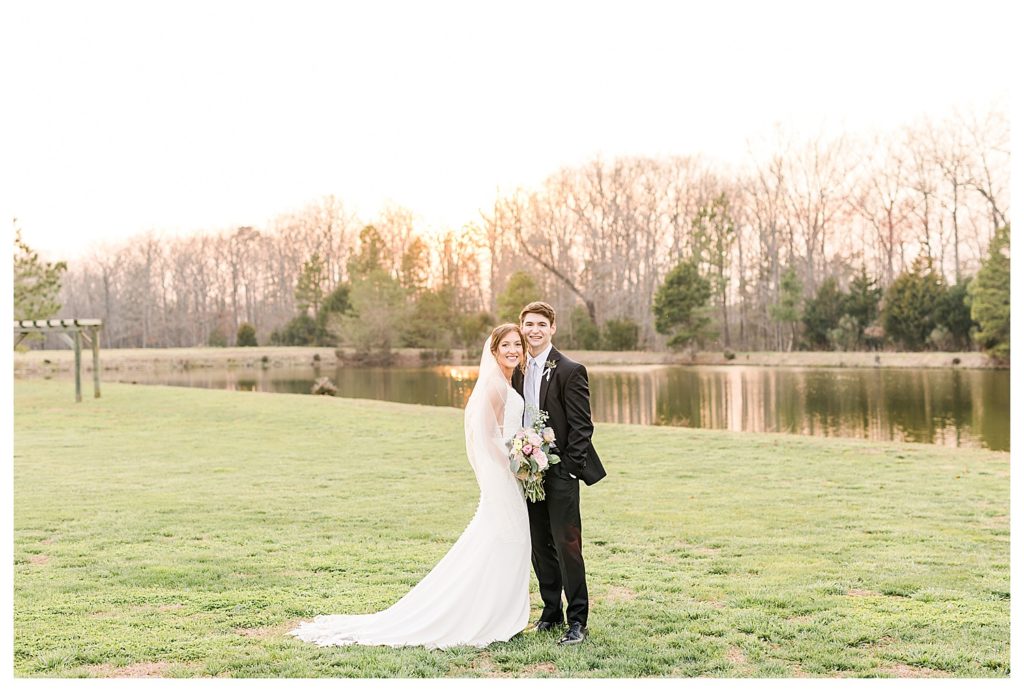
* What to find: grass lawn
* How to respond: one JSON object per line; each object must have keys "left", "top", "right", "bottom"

{"left": 13, "top": 380, "right": 1009, "bottom": 678}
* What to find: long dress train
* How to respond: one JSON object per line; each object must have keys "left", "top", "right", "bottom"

{"left": 289, "top": 343, "right": 529, "bottom": 649}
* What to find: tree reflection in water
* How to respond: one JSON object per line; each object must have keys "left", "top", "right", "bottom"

{"left": 116, "top": 364, "right": 1009, "bottom": 451}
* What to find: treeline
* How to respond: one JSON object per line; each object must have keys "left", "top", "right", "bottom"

{"left": 47, "top": 105, "right": 1007, "bottom": 355}
{"left": 55, "top": 201, "right": 488, "bottom": 353}
{"left": 651, "top": 226, "right": 1009, "bottom": 361}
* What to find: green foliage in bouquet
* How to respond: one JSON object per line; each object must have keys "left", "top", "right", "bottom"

{"left": 508, "top": 406, "right": 560, "bottom": 503}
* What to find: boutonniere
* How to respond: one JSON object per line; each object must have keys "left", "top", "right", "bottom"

{"left": 543, "top": 360, "right": 557, "bottom": 382}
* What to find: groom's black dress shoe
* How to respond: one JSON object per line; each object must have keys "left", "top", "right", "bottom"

{"left": 558, "top": 622, "right": 588, "bottom": 645}
{"left": 532, "top": 619, "right": 562, "bottom": 632}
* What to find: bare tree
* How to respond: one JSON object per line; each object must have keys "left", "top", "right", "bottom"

{"left": 960, "top": 105, "right": 1010, "bottom": 235}
{"left": 743, "top": 143, "right": 790, "bottom": 350}
{"left": 52, "top": 103, "right": 1007, "bottom": 353}
{"left": 780, "top": 132, "right": 854, "bottom": 295}
{"left": 850, "top": 136, "right": 915, "bottom": 287}
{"left": 375, "top": 203, "right": 417, "bottom": 281}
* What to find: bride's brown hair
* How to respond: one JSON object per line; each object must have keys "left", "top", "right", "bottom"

{"left": 489, "top": 323, "right": 527, "bottom": 375}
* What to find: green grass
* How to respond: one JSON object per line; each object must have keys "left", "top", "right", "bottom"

{"left": 13, "top": 380, "right": 1009, "bottom": 678}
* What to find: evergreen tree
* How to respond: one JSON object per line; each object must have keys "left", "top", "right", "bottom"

{"left": 236, "top": 322, "right": 258, "bottom": 346}
{"left": 770, "top": 267, "right": 803, "bottom": 351}
{"left": 653, "top": 260, "right": 714, "bottom": 352}
{"left": 399, "top": 236, "right": 431, "bottom": 294}
{"left": 968, "top": 224, "right": 1010, "bottom": 360}
{"left": 566, "top": 305, "right": 601, "bottom": 350}
{"left": 690, "top": 194, "right": 735, "bottom": 345}
{"left": 934, "top": 278, "right": 976, "bottom": 350}
{"left": 882, "top": 256, "right": 946, "bottom": 350}
{"left": 270, "top": 314, "right": 318, "bottom": 346}
{"left": 295, "top": 252, "right": 328, "bottom": 317}
{"left": 332, "top": 269, "right": 409, "bottom": 361}
{"left": 14, "top": 223, "right": 67, "bottom": 320}
{"left": 843, "top": 265, "right": 882, "bottom": 345}
{"left": 497, "top": 271, "right": 541, "bottom": 323}
{"left": 827, "top": 314, "right": 861, "bottom": 351}
{"left": 403, "top": 286, "right": 456, "bottom": 348}
{"left": 347, "top": 225, "right": 386, "bottom": 278}
{"left": 802, "top": 276, "right": 845, "bottom": 350}
{"left": 602, "top": 318, "right": 640, "bottom": 351}
{"left": 456, "top": 311, "right": 495, "bottom": 350}
{"left": 315, "top": 283, "right": 352, "bottom": 345}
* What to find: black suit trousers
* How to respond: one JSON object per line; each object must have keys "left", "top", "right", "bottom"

{"left": 527, "top": 465, "right": 588, "bottom": 626}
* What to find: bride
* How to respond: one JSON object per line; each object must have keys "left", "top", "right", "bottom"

{"left": 290, "top": 324, "right": 530, "bottom": 649}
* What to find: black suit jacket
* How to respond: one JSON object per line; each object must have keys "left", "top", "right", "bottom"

{"left": 512, "top": 346, "right": 607, "bottom": 486}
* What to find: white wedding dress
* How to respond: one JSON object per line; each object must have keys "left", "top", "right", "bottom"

{"left": 289, "top": 339, "right": 530, "bottom": 649}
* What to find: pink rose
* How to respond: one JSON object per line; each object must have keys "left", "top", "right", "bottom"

{"left": 522, "top": 444, "right": 533, "bottom": 455}
{"left": 534, "top": 450, "right": 548, "bottom": 470}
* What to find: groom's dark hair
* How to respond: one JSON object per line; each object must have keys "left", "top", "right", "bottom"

{"left": 519, "top": 301, "right": 556, "bottom": 325}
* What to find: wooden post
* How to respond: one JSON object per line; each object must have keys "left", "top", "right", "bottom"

{"left": 91, "top": 326, "right": 101, "bottom": 398}
{"left": 73, "top": 329, "right": 83, "bottom": 403}
{"left": 14, "top": 318, "right": 103, "bottom": 402}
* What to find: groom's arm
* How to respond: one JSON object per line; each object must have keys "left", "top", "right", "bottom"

{"left": 563, "top": 365, "right": 595, "bottom": 474}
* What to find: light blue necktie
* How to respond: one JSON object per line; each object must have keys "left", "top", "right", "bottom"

{"left": 524, "top": 357, "right": 539, "bottom": 428}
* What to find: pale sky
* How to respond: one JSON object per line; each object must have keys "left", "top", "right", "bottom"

{"left": 1, "top": 0, "right": 1014, "bottom": 260}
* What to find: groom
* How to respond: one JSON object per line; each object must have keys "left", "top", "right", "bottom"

{"left": 513, "top": 301, "right": 606, "bottom": 645}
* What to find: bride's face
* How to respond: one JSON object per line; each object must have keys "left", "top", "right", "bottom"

{"left": 496, "top": 334, "right": 524, "bottom": 372}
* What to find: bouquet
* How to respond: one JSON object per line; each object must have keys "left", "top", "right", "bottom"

{"left": 509, "top": 405, "right": 561, "bottom": 502}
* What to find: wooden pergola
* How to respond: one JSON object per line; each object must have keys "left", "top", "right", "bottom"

{"left": 14, "top": 319, "right": 102, "bottom": 402}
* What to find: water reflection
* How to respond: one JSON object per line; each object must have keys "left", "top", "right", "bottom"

{"left": 112, "top": 364, "right": 1009, "bottom": 451}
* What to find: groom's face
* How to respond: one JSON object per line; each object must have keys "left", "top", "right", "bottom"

{"left": 521, "top": 312, "right": 556, "bottom": 356}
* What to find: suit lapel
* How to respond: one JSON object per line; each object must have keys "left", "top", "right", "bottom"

{"left": 538, "top": 347, "right": 561, "bottom": 411}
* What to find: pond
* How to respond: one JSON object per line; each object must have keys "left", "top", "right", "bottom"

{"left": 110, "top": 364, "right": 1010, "bottom": 451}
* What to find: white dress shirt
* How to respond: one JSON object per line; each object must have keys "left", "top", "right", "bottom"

{"left": 523, "top": 343, "right": 553, "bottom": 428}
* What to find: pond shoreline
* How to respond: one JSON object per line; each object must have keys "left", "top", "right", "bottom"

{"left": 14, "top": 349, "right": 1008, "bottom": 450}
{"left": 13, "top": 345, "right": 1001, "bottom": 377}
